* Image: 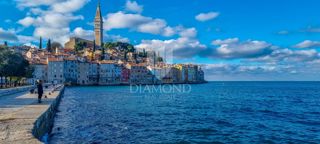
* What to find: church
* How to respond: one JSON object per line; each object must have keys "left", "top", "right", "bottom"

{"left": 64, "top": 1, "right": 103, "bottom": 50}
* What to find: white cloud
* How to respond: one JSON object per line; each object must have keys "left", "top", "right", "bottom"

{"left": 203, "top": 58, "right": 320, "bottom": 81}
{"left": 205, "top": 38, "right": 274, "bottom": 59}
{"left": 0, "top": 28, "right": 18, "bottom": 42}
{"left": 179, "top": 27, "right": 197, "bottom": 38}
{"left": 34, "top": 27, "right": 70, "bottom": 44}
{"left": 195, "top": 12, "right": 219, "bottom": 22}
{"left": 125, "top": 0, "right": 143, "bottom": 13}
{"left": 104, "top": 11, "right": 150, "bottom": 30}
{"left": 17, "top": 35, "right": 37, "bottom": 44}
{"left": 23, "top": 42, "right": 38, "bottom": 48}
{"left": 294, "top": 40, "right": 320, "bottom": 49}
{"left": 15, "top": 0, "right": 60, "bottom": 8}
{"left": 137, "top": 19, "right": 167, "bottom": 34}
{"left": 18, "top": 17, "right": 35, "bottom": 27}
{"left": 212, "top": 38, "right": 239, "bottom": 45}
{"left": 72, "top": 27, "right": 94, "bottom": 40}
{"left": 163, "top": 27, "right": 175, "bottom": 37}
{"left": 135, "top": 36, "right": 206, "bottom": 59}
{"left": 104, "top": 11, "right": 179, "bottom": 37}
{"left": 16, "top": 0, "right": 89, "bottom": 44}
{"left": 51, "top": 0, "right": 90, "bottom": 13}
{"left": 250, "top": 48, "right": 319, "bottom": 64}
{"left": 72, "top": 27, "right": 129, "bottom": 43}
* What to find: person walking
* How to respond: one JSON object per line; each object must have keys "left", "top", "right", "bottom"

{"left": 37, "top": 80, "right": 44, "bottom": 103}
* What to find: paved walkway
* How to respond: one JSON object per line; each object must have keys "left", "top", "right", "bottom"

{"left": 0, "top": 85, "right": 63, "bottom": 144}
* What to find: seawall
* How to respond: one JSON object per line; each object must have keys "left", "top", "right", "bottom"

{"left": 32, "top": 86, "right": 65, "bottom": 142}
{"left": 0, "top": 84, "right": 64, "bottom": 144}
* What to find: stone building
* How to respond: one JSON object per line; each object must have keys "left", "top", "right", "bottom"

{"left": 48, "top": 58, "right": 64, "bottom": 84}
{"left": 77, "top": 62, "right": 90, "bottom": 85}
{"left": 32, "top": 62, "right": 48, "bottom": 83}
{"left": 64, "top": 58, "right": 78, "bottom": 84}
{"left": 94, "top": 1, "right": 103, "bottom": 47}
{"left": 64, "top": 37, "right": 94, "bottom": 50}
{"left": 99, "top": 60, "right": 121, "bottom": 85}
{"left": 88, "top": 61, "right": 99, "bottom": 85}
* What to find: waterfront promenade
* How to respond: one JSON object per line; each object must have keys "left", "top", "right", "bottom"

{"left": 0, "top": 85, "right": 63, "bottom": 144}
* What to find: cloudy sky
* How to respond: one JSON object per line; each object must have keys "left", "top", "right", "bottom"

{"left": 1, "top": 0, "right": 320, "bottom": 81}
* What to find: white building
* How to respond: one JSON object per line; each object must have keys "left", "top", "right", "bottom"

{"left": 64, "top": 58, "right": 78, "bottom": 84}
{"left": 77, "top": 62, "right": 90, "bottom": 85}
{"left": 186, "top": 65, "right": 198, "bottom": 82}
{"left": 32, "top": 63, "right": 48, "bottom": 84}
{"left": 48, "top": 59, "right": 64, "bottom": 84}
{"left": 99, "top": 61, "right": 121, "bottom": 85}
{"left": 88, "top": 62, "right": 99, "bottom": 85}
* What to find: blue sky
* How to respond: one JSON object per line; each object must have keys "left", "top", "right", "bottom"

{"left": 1, "top": 0, "right": 320, "bottom": 81}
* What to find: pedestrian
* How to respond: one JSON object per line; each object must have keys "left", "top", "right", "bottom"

{"left": 37, "top": 80, "right": 44, "bottom": 103}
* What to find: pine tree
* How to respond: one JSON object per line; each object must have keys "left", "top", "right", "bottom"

{"left": 39, "top": 37, "right": 42, "bottom": 49}
{"left": 46, "top": 39, "right": 51, "bottom": 52}
{"left": 4, "top": 41, "right": 8, "bottom": 47}
{"left": 143, "top": 49, "right": 146, "bottom": 57}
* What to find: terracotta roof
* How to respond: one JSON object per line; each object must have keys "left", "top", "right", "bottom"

{"left": 48, "top": 58, "right": 63, "bottom": 62}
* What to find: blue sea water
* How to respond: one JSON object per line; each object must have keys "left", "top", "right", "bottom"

{"left": 49, "top": 82, "right": 320, "bottom": 143}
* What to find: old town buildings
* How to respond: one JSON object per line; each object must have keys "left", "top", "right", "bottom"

{"left": 25, "top": 1, "right": 205, "bottom": 85}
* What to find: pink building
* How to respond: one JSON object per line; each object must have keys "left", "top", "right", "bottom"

{"left": 121, "top": 66, "right": 130, "bottom": 84}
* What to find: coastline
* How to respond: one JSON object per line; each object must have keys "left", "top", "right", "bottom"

{"left": 66, "top": 81, "right": 208, "bottom": 87}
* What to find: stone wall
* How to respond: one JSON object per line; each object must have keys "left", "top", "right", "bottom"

{"left": 32, "top": 86, "right": 65, "bottom": 142}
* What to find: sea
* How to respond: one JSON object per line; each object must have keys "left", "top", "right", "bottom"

{"left": 49, "top": 82, "right": 320, "bottom": 143}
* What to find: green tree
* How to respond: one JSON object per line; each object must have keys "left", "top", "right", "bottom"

{"left": 74, "top": 42, "right": 86, "bottom": 52}
{"left": 157, "top": 57, "right": 163, "bottom": 62}
{"left": 138, "top": 49, "right": 147, "bottom": 58}
{"left": 0, "top": 48, "right": 33, "bottom": 87}
{"left": 47, "top": 39, "right": 52, "bottom": 52}
{"left": 126, "top": 44, "right": 135, "bottom": 53}
{"left": 52, "top": 41, "right": 62, "bottom": 49}
{"left": 39, "top": 37, "right": 42, "bottom": 49}
{"left": 104, "top": 42, "right": 135, "bottom": 53}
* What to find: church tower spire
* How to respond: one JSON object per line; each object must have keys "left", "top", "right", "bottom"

{"left": 94, "top": 0, "right": 103, "bottom": 47}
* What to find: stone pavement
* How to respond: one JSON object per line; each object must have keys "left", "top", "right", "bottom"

{"left": 0, "top": 85, "right": 63, "bottom": 144}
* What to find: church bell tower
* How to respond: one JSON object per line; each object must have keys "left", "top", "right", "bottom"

{"left": 94, "top": 1, "right": 103, "bottom": 47}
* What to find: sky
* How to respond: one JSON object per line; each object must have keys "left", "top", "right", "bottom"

{"left": 0, "top": 0, "right": 320, "bottom": 81}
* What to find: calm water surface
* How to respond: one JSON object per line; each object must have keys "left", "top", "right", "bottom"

{"left": 50, "top": 82, "right": 320, "bottom": 143}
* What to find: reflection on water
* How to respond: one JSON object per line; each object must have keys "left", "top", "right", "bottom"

{"left": 50, "top": 82, "right": 320, "bottom": 143}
